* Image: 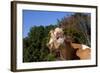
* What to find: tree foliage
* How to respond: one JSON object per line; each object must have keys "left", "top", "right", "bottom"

{"left": 23, "top": 25, "right": 57, "bottom": 62}
{"left": 58, "top": 13, "right": 91, "bottom": 46}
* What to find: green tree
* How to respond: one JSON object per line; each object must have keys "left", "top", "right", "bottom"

{"left": 23, "top": 25, "right": 57, "bottom": 62}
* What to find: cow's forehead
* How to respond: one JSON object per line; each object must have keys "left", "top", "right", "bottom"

{"left": 55, "top": 28, "right": 63, "bottom": 32}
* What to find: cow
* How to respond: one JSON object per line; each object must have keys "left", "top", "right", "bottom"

{"left": 47, "top": 27, "right": 91, "bottom": 60}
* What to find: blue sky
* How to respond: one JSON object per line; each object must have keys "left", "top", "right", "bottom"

{"left": 23, "top": 10, "right": 74, "bottom": 38}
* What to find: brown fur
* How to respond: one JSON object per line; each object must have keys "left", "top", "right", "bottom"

{"left": 76, "top": 48, "right": 91, "bottom": 60}
{"left": 71, "top": 43, "right": 91, "bottom": 60}
{"left": 59, "top": 39, "right": 80, "bottom": 60}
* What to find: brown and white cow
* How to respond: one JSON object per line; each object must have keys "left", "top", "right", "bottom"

{"left": 47, "top": 27, "right": 91, "bottom": 60}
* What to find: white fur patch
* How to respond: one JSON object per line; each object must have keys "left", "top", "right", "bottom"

{"left": 82, "top": 44, "right": 90, "bottom": 50}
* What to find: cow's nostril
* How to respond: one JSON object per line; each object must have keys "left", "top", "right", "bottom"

{"left": 57, "top": 37, "right": 59, "bottom": 39}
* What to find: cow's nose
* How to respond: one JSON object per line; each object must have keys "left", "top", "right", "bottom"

{"left": 57, "top": 37, "right": 59, "bottom": 40}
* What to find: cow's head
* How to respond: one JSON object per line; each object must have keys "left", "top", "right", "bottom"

{"left": 47, "top": 27, "right": 65, "bottom": 51}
